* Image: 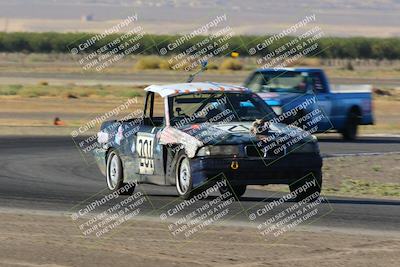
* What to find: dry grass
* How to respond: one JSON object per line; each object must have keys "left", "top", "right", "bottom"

{"left": 252, "top": 154, "right": 400, "bottom": 199}
{"left": 0, "top": 84, "right": 145, "bottom": 98}
{"left": 2, "top": 53, "right": 400, "bottom": 79}
{"left": 360, "top": 89, "right": 400, "bottom": 134}
{"left": 322, "top": 154, "right": 400, "bottom": 198}
{"left": 0, "top": 97, "right": 146, "bottom": 131}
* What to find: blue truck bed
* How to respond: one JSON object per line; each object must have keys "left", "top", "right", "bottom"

{"left": 244, "top": 68, "right": 374, "bottom": 140}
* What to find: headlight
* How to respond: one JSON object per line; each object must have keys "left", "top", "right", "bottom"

{"left": 97, "top": 131, "right": 109, "bottom": 144}
{"left": 272, "top": 106, "right": 282, "bottom": 115}
{"left": 197, "top": 145, "right": 240, "bottom": 156}
{"left": 292, "top": 142, "right": 319, "bottom": 153}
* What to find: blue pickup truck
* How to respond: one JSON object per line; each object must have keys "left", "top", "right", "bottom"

{"left": 244, "top": 68, "right": 374, "bottom": 140}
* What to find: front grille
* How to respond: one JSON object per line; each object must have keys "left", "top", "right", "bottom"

{"left": 245, "top": 144, "right": 286, "bottom": 158}
{"left": 245, "top": 145, "right": 263, "bottom": 157}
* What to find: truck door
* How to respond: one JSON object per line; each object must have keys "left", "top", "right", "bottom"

{"left": 134, "top": 92, "right": 166, "bottom": 185}
{"left": 309, "top": 72, "right": 333, "bottom": 132}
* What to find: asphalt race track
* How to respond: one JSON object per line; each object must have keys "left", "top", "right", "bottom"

{"left": 0, "top": 136, "right": 399, "bottom": 233}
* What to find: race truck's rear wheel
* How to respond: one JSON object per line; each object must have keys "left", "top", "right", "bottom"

{"left": 176, "top": 152, "right": 195, "bottom": 200}
{"left": 219, "top": 184, "right": 247, "bottom": 200}
{"left": 106, "top": 150, "right": 135, "bottom": 195}
{"left": 289, "top": 170, "right": 322, "bottom": 202}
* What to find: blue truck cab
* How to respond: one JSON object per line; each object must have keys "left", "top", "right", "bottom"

{"left": 244, "top": 68, "right": 374, "bottom": 140}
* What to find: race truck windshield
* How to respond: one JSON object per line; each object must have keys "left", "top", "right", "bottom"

{"left": 168, "top": 92, "right": 276, "bottom": 126}
{"left": 246, "top": 71, "right": 308, "bottom": 93}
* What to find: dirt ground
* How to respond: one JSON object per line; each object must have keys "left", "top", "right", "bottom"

{"left": 0, "top": 211, "right": 399, "bottom": 267}
{"left": 0, "top": 92, "right": 398, "bottom": 134}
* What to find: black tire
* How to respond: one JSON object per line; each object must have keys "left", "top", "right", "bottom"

{"left": 289, "top": 170, "right": 322, "bottom": 202}
{"left": 175, "top": 151, "right": 195, "bottom": 200}
{"left": 219, "top": 184, "right": 247, "bottom": 200}
{"left": 342, "top": 111, "right": 359, "bottom": 140}
{"left": 106, "top": 150, "right": 135, "bottom": 195}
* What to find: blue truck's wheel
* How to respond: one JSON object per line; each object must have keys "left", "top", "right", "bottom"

{"left": 106, "top": 150, "right": 135, "bottom": 195}
{"left": 175, "top": 152, "right": 195, "bottom": 199}
{"left": 342, "top": 111, "right": 359, "bottom": 140}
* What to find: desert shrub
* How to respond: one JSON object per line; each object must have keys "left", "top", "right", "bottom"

{"left": 206, "top": 62, "right": 219, "bottom": 70}
{"left": 158, "top": 59, "right": 172, "bottom": 70}
{"left": 38, "top": 81, "right": 49, "bottom": 86}
{"left": 19, "top": 87, "right": 50, "bottom": 97}
{"left": 219, "top": 58, "right": 243, "bottom": 71}
{"left": 0, "top": 84, "right": 23, "bottom": 95}
{"left": 345, "top": 61, "right": 354, "bottom": 71}
{"left": 135, "top": 56, "right": 163, "bottom": 70}
{"left": 61, "top": 91, "right": 79, "bottom": 99}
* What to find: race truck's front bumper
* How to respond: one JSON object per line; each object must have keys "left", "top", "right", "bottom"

{"left": 190, "top": 153, "right": 323, "bottom": 188}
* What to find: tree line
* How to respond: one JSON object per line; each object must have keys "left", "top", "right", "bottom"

{"left": 0, "top": 32, "right": 399, "bottom": 59}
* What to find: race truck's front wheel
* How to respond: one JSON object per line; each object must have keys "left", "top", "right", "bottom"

{"left": 106, "top": 150, "right": 135, "bottom": 195}
{"left": 289, "top": 171, "right": 322, "bottom": 202}
{"left": 176, "top": 152, "right": 195, "bottom": 200}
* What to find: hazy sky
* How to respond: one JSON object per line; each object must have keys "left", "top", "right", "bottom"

{"left": 0, "top": 0, "right": 399, "bottom": 36}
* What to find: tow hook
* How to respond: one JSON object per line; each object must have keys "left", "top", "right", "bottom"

{"left": 230, "top": 155, "right": 239, "bottom": 170}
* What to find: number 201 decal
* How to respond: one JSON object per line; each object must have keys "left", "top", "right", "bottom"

{"left": 136, "top": 133, "right": 155, "bottom": 175}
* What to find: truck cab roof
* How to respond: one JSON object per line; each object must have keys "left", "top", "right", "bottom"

{"left": 254, "top": 67, "right": 323, "bottom": 73}
{"left": 145, "top": 82, "right": 249, "bottom": 98}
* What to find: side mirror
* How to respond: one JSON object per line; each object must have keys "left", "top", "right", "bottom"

{"left": 187, "top": 60, "right": 208, "bottom": 83}
{"left": 201, "top": 60, "right": 208, "bottom": 70}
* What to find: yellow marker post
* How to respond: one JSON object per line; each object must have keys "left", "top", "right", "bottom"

{"left": 231, "top": 52, "right": 239, "bottom": 58}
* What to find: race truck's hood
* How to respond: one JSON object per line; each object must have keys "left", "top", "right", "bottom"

{"left": 178, "top": 121, "right": 313, "bottom": 145}
{"left": 159, "top": 121, "right": 315, "bottom": 158}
